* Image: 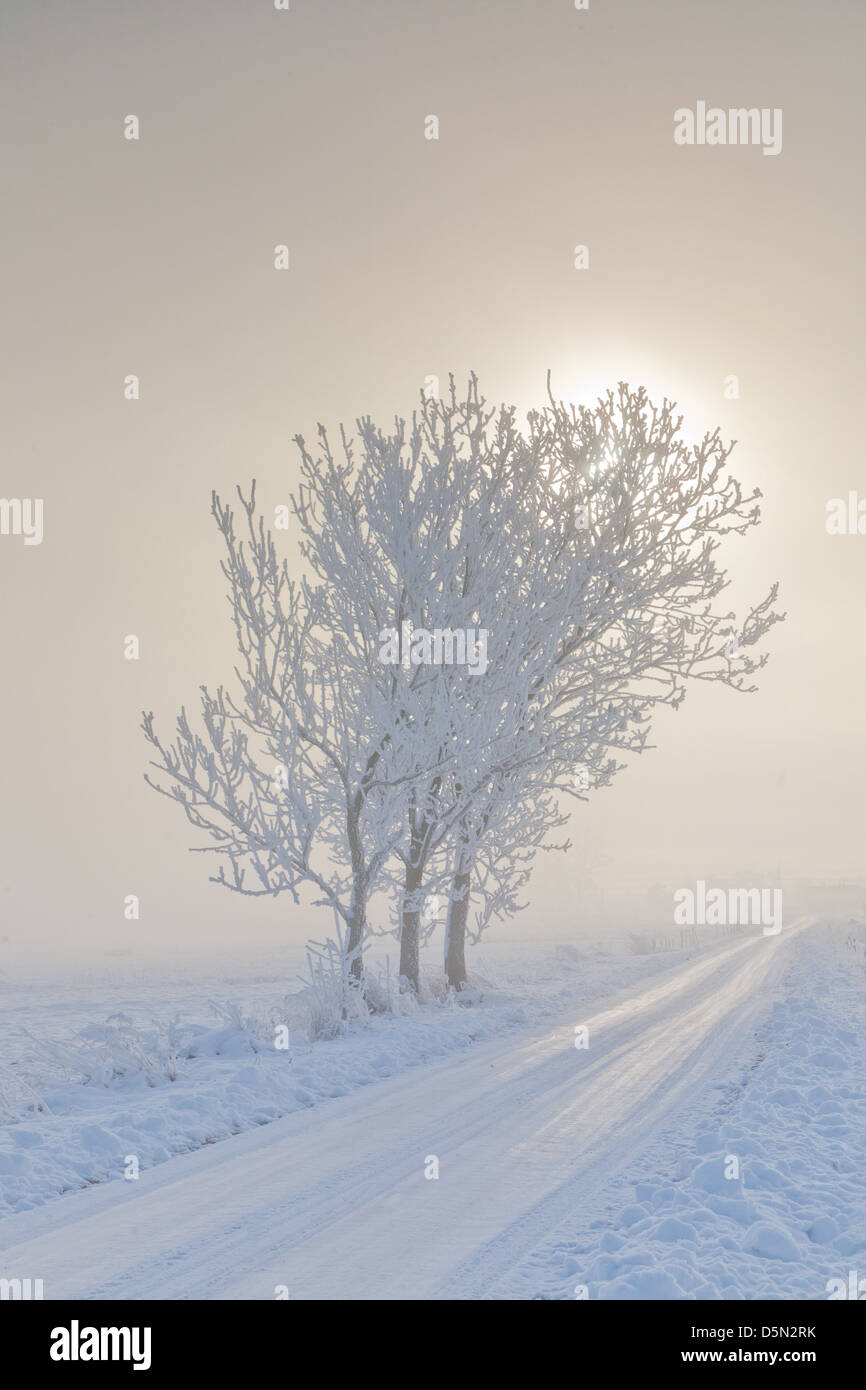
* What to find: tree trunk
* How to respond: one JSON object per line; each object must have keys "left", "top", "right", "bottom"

{"left": 346, "top": 908, "right": 365, "bottom": 984}
{"left": 445, "top": 863, "right": 471, "bottom": 989}
{"left": 345, "top": 810, "right": 367, "bottom": 987}
{"left": 399, "top": 861, "right": 423, "bottom": 992}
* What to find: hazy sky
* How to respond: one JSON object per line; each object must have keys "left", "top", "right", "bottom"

{"left": 1, "top": 0, "right": 863, "bottom": 957}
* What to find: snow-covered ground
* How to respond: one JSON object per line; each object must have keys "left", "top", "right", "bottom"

{"left": 500, "top": 919, "right": 866, "bottom": 1299}
{"left": 0, "top": 932, "right": 693, "bottom": 1217}
{"left": 0, "top": 918, "right": 863, "bottom": 1299}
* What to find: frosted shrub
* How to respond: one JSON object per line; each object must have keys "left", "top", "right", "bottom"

{"left": 23, "top": 1013, "right": 193, "bottom": 1089}
{"left": 301, "top": 939, "right": 370, "bottom": 1041}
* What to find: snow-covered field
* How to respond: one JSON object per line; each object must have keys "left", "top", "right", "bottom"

{"left": 0, "top": 932, "right": 691, "bottom": 1217}
{"left": 0, "top": 918, "right": 863, "bottom": 1300}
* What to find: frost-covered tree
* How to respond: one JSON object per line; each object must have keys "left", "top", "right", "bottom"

{"left": 437, "top": 379, "right": 782, "bottom": 986}
{"left": 290, "top": 380, "right": 585, "bottom": 991}
{"left": 143, "top": 376, "right": 780, "bottom": 1001}
{"left": 142, "top": 485, "right": 409, "bottom": 986}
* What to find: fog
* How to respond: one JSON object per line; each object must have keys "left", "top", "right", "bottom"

{"left": 1, "top": 0, "right": 863, "bottom": 964}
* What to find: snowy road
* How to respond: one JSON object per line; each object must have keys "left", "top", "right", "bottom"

{"left": 0, "top": 925, "right": 810, "bottom": 1300}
